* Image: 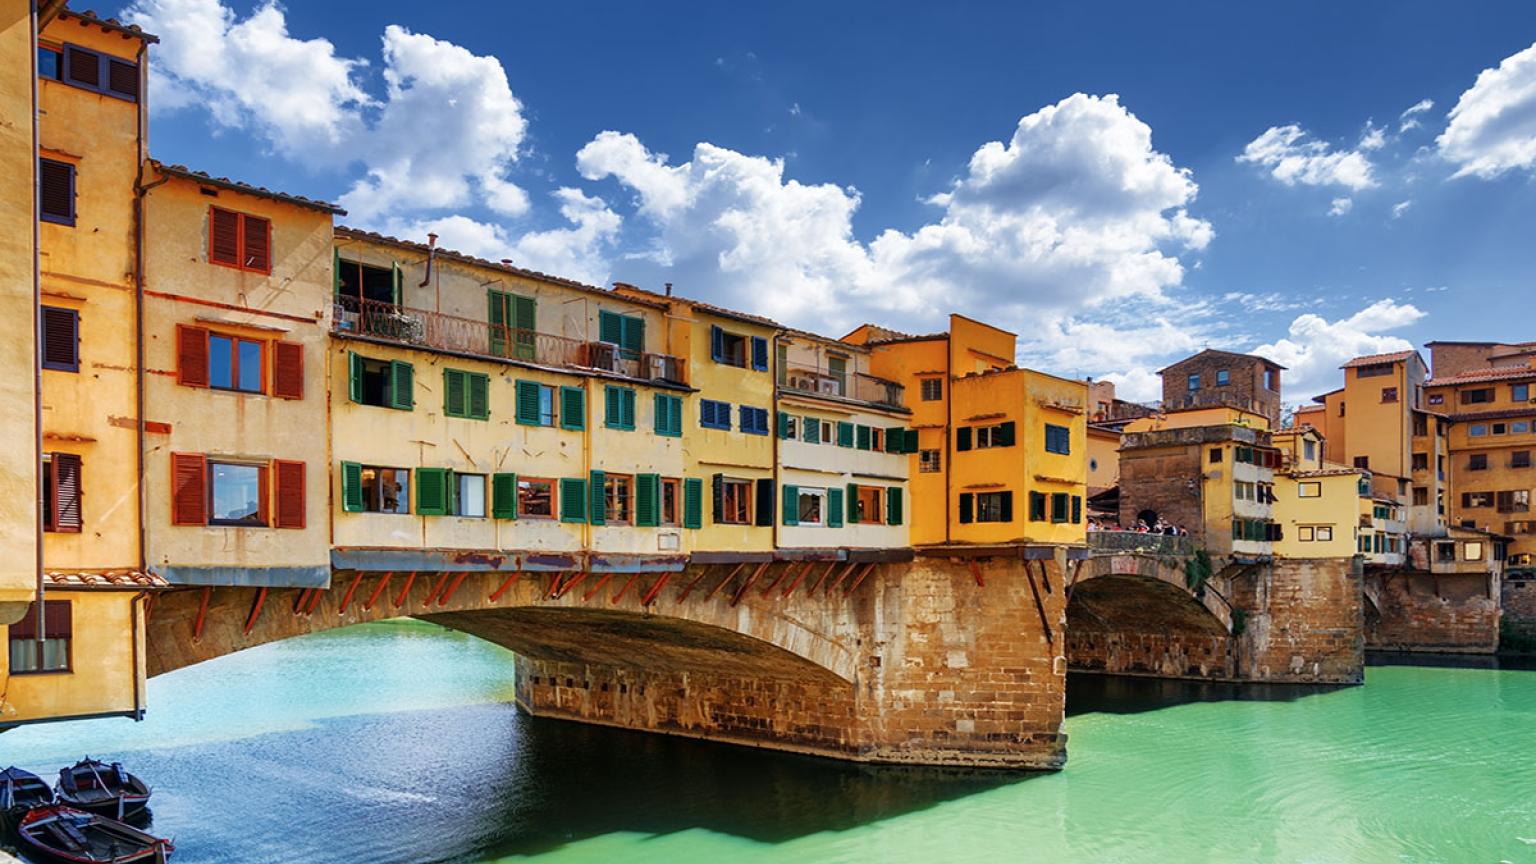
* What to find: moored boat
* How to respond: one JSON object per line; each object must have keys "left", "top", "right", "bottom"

{"left": 16, "top": 805, "right": 172, "bottom": 863}
{"left": 1, "top": 765, "right": 56, "bottom": 832}
{"left": 54, "top": 759, "right": 152, "bottom": 820}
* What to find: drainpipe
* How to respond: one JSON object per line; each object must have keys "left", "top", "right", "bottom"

{"left": 131, "top": 41, "right": 159, "bottom": 577}
{"left": 944, "top": 336, "right": 953, "bottom": 544}
{"left": 770, "top": 332, "right": 780, "bottom": 553}
{"left": 418, "top": 232, "right": 436, "bottom": 288}
{"left": 30, "top": 0, "right": 45, "bottom": 638}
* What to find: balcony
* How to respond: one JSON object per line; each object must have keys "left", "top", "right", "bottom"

{"left": 1088, "top": 530, "right": 1195, "bottom": 557}
{"left": 333, "top": 298, "right": 686, "bottom": 386}
{"left": 779, "top": 364, "right": 904, "bottom": 409}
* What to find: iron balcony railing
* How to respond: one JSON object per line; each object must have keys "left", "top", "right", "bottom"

{"left": 1088, "top": 530, "right": 1196, "bottom": 557}
{"left": 780, "top": 364, "right": 904, "bottom": 408}
{"left": 333, "top": 297, "right": 686, "bottom": 386}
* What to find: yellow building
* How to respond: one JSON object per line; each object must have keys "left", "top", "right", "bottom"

{"left": 1119, "top": 424, "right": 1281, "bottom": 557}
{"left": 1086, "top": 423, "right": 1120, "bottom": 497}
{"left": 3, "top": 6, "right": 156, "bottom": 728}
{"left": 774, "top": 329, "right": 910, "bottom": 550}
{"left": 141, "top": 162, "right": 341, "bottom": 587}
{"left": 331, "top": 233, "right": 692, "bottom": 574}
{"left": 1123, "top": 404, "right": 1272, "bottom": 434}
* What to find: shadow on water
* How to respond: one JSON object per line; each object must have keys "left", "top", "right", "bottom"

{"left": 1366, "top": 649, "right": 1536, "bottom": 671}
{"left": 1065, "top": 671, "right": 1350, "bottom": 717}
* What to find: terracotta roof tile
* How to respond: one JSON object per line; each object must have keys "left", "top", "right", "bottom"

{"left": 1425, "top": 366, "right": 1536, "bottom": 387}
{"left": 1340, "top": 350, "right": 1418, "bottom": 368}
{"left": 44, "top": 569, "right": 168, "bottom": 589}
{"left": 1447, "top": 408, "right": 1536, "bottom": 423}
{"left": 152, "top": 161, "right": 345, "bottom": 215}
{"left": 57, "top": 7, "right": 160, "bottom": 43}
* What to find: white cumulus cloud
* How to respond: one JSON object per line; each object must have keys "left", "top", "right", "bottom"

{"left": 1252, "top": 299, "right": 1426, "bottom": 400}
{"left": 1399, "top": 98, "right": 1434, "bottom": 132}
{"left": 1237, "top": 123, "right": 1378, "bottom": 214}
{"left": 1329, "top": 197, "right": 1353, "bottom": 217}
{"left": 1438, "top": 41, "right": 1536, "bottom": 178}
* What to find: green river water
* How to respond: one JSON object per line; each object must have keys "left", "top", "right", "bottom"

{"left": 2, "top": 620, "right": 1533, "bottom": 863}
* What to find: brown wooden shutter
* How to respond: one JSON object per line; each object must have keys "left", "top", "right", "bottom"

{"left": 176, "top": 324, "right": 209, "bottom": 387}
{"left": 242, "top": 214, "right": 271, "bottom": 272}
{"left": 273, "top": 459, "right": 305, "bottom": 529}
{"left": 52, "top": 452, "right": 82, "bottom": 533}
{"left": 171, "top": 452, "right": 207, "bottom": 525}
{"left": 40, "top": 306, "right": 79, "bottom": 371}
{"left": 257, "top": 463, "right": 270, "bottom": 526}
{"left": 107, "top": 59, "right": 138, "bottom": 99}
{"left": 38, "top": 160, "right": 74, "bottom": 224}
{"left": 271, "top": 341, "right": 303, "bottom": 399}
{"left": 209, "top": 207, "right": 240, "bottom": 266}
{"left": 65, "top": 47, "right": 100, "bottom": 87}
{"left": 9, "top": 601, "right": 71, "bottom": 639}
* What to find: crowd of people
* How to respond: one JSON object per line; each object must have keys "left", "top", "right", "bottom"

{"left": 1086, "top": 517, "right": 1189, "bottom": 536}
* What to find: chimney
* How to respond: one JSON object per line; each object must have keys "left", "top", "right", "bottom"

{"left": 664, "top": 282, "right": 673, "bottom": 297}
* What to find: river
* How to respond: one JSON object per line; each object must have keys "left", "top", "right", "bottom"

{"left": 2, "top": 619, "right": 1534, "bottom": 863}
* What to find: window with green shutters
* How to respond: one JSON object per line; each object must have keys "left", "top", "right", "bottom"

{"left": 654, "top": 393, "right": 682, "bottom": 437}
{"left": 515, "top": 380, "right": 554, "bottom": 426}
{"left": 683, "top": 477, "right": 704, "bottom": 529}
{"left": 827, "top": 488, "right": 844, "bottom": 528}
{"left": 340, "top": 461, "right": 364, "bottom": 512}
{"left": 903, "top": 429, "right": 920, "bottom": 453}
{"left": 1029, "top": 491, "right": 1047, "bottom": 521}
{"left": 855, "top": 425, "right": 872, "bottom": 450}
{"left": 885, "top": 427, "right": 906, "bottom": 453}
{"left": 803, "top": 417, "right": 821, "bottom": 444}
{"left": 492, "top": 472, "right": 518, "bottom": 519}
{"left": 599, "top": 310, "right": 645, "bottom": 358}
{"left": 604, "top": 385, "right": 636, "bottom": 430}
{"left": 635, "top": 473, "right": 660, "bottom": 527}
{"left": 560, "top": 386, "right": 585, "bottom": 430}
{"left": 1051, "top": 492, "right": 1070, "bottom": 523}
{"left": 348, "top": 352, "right": 413, "bottom": 410}
{"left": 837, "top": 421, "right": 854, "bottom": 447}
{"left": 559, "top": 478, "right": 587, "bottom": 523}
{"left": 781, "top": 484, "right": 799, "bottom": 526}
{"left": 588, "top": 470, "right": 606, "bottom": 525}
{"left": 444, "top": 368, "right": 490, "bottom": 420}
{"left": 416, "top": 467, "right": 453, "bottom": 516}
{"left": 886, "top": 487, "right": 904, "bottom": 525}
{"left": 489, "top": 289, "right": 536, "bottom": 360}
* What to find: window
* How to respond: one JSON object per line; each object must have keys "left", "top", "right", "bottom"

{"left": 1264, "top": 368, "right": 1277, "bottom": 391}
{"left": 443, "top": 369, "right": 490, "bottom": 420}
{"left": 1317, "top": 526, "right": 1334, "bottom": 541}
{"left": 209, "top": 461, "right": 267, "bottom": 526}
{"left": 1210, "top": 448, "right": 1223, "bottom": 464}
{"left": 654, "top": 394, "right": 683, "bottom": 436}
{"left": 739, "top": 406, "right": 770, "bottom": 436}
{"left": 353, "top": 465, "right": 409, "bottom": 514}
{"left": 1465, "top": 542, "right": 1485, "bottom": 562}
{"left": 920, "top": 378, "right": 943, "bottom": 401}
{"left": 1413, "top": 415, "right": 1428, "bottom": 437}
{"left": 1494, "top": 423, "right": 1509, "bottom": 436}
{"left": 1515, "top": 422, "right": 1531, "bottom": 436}
{"left": 779, "top": 413, "right": 799, "bottom": 440}
{"left": 598, "top": 310, "right": 645, "bottom": 359}
{"left": 1338, "top": 401, "right": 1346, "bottom": 417}
{"left": 1514, "top": 384, "right": 1531, "bottom": 402}
{"left": 1028, "top": 491, "right": 1047, "bottom": 521}
{"left": 39, "top": 159, "right": 75, "bottom": 226}
{"left": 514, "top": 381, "right": 556, "bottom": 426}
{"left": 1412, "top": 453, "right": 1428, "bottom": 471}
{"left": 1469, "top": 454, "right": 1488, "bottom": 471}
{"left": 1354, "top": 456, "right": 1370, "bottom": 470}
{"left": 8, "top": 601, "right": 71, "bottom": 674}
{"left": 660, "top": 478, "right": 681, "bottom": 526}
{"left": 349, "top": 353, "right": 412, "bottom": 409}
{"left": 1050, "top": 492, "right": 1070, "bottom": 523}
{"left": 1356, "top": 364, "right": 1393, "bottom": 379}
{"left": 795, "top": 487, "right": 826, "bottom": 526}
{"left": 853, "top": 485, "right": 884, "bottom": 524}
{"left": 512, "top": 478, "right": 552, "bottom": 519}
{"left": 1235, "top": 481, "right": 1256, "bottom": 501}
{"left": 559, "top": 387, "right": 585, "bottom": 431}
{"left": 41, "top": 453, "right": 82, "bottom": 533}
{"left": 1413, "top": 486, "right": 1429, "bottom": 506}
{"left": 974, "top": 491, "right": 1012, "bottom": 523}
{"left": 709, "top": 325, "right": 750, "bottom": 368}
{"left": 55, "top": 44, "right": 138, "bottom": 100}
{"left": 1044, "top": 424, "right": 1071, "bottom": 455}
{"left": 1381, "top": 387, "right": 1398, "bottom": 403}
{"left": 1463, "top": 492, "right": 1493, "bottom": 508}
{"left": 717, "top": 477, "right": 753, "bottom": 525}
{"left": 1436, "top": 542, "right": 1456, "bottom": 563}
{"left": 826, "top": 355, "right": 847, "bottom": 393}
{"left": 208, "top": 333, "right": 264, "bottom": 393}
{"left": 1428, "top": 393, "right": 1444, "bottom": 405}
{"left": 1216, "top": 369, "right": 1230, "bottom": 386}
{"left": 1187, "top": 373, "right": 1200, "bottom": 391}
{"left": 1514, "top": 451, "right": 1532, "bottom": 469}
{"left": 1463, "top": 388, "right": 1495, "bottom": 405}
{"left": 487, "top": 289, "right": 536, "bottom": 359}
{"left": 337, "top": 259, "right": 399, "bottom": 307}
{"left": 975, "top": 421, "right": 1016, "bottom": 449}
{"left": 208, "top": 207, "right": 271, "bottom": 273}
{"left": 837, "top": 421, "right": 855, "bottom": 448}
{"left": 1299, "top": 526, "right": 1314, "bottom": 541}
{"left": 801, "top": 417, "right": 822, "bottom": 444}
{"left": 604, "top": 474, "right": 633, "bottom": 524}
{"left": 700, "top": 399, "right": 732, "bottom": 430}
{"left": 443, "top": 473, "right": 484, "bottom": 518}
{"left": 1304, "top": 439, "right": 1317, "bottom": 461}
{"left": 38, "top": 45, "right": 62, "bottom": 80}
{"left": 920, "top": 449, "right": 942, "bottom": 473}
{"left": 1297, "top": 481, "right": 1321, "bottom": 498}
{"left": 40, "top": 306, "right": 79, "bottom": 372}
{"left": 871, "top": 428, "right": 885, "bottom": 451}
{"left": 1507, "top": 521, "right": 1536, "bottom": 535}
{"left": 1497, "top": 490, "right": 1531, "bottom": 513}
{"left": 604, "top": 385, "right": 637, "bottom": 430}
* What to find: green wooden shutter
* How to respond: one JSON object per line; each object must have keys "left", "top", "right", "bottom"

{"left": 340, "top": 461, "right": 364, "bottom": 512}
{"left": 560, "top": 386, "right": 585, "bottom": 430}
{"left": 391, "top": 262, "right": 402, "bottom": 305}
{"left": 654, "top": 393, "right": 679, "bottom": 436}
{"left": 516, "top": 380, "right": 540, "bottom": 425}
{"left": 589, "top": 470, "right": 607, "bottom": 525}
{"left": 492, "top": 472, "right": 518, "bottom": 519}
{"left": 886, "top": 427, "right": 905, "bottom": 453}
{"left": 683, "top": 477, "right": 703, "bottom": 529}
{"left": 959, "top": 493, "right": 974, "bottom": 524}
{"left": 389, "top": 360, "right": 413, "bottom": 410}
{"left": 846, "top": 483, "right": 859, "bottom": 523}
{"left": 1071, "top": 495, "right": 1082, "bottom": 524}
{"left": 886, "top": 487, "right": 903, "bottom": 525}
{"left": 856, "top": 425, "right": 871, "bottom": 450}
{"left": 837, "top": 421, "right": 854, "bottom": 447}
{"left": 470, "top": 373, "right": 489, "bottom": 419}
{"left": 778, "top": 411, "right": 792, "bottom": 439}
{"left": 636, "top": 473, "right": 659, "bottom": 527}
{"left": 347, "top": 352, "right": 364, "bottom": 403}
{"left": 904, "top": 429, "right": 920, "bottom": 453}
{"left": 805, "top": 417, "right": 821, "bottom": 444}
{"left": 332, "top": 248, "right": 342, "bottom": 297}
{"left": 444, "top": 369, "right": 468, "bottom": 417}
{"left": 997, "top": 421, "right": 1016, "bottom": 447}
{"left": 623, "top": 388, "right": 636, "bottom": 429}
{"left": 512, "top": 295, "right": 536, "bottom": 360}
{"left": 488, "top": 290, "right": 508, "bottom": 357}
{"left": 416, "top": 467, "right": 448, "bottom": 515}
{"left": 827, "top": 488, "right": 844, "bottom": 528}
{"left": 559, "top": 478, "right": 587, "bottom": 523}
{"left": 622, "top": 316, "right": 644, "bottom": 355}
{"left": 605, "top": 385, "right": 622, "bottom": 428}
{"left": 599, "top": 310, "right": 622, "bottom": 345}
{"left": 782, "top": 484, "right": 799, "bottom": 526}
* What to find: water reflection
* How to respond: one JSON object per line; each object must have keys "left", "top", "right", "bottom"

{"left": 1066, "top": 672, "right": 1349, "bottom": 716}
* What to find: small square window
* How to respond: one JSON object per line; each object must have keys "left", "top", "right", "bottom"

{"left": 919, "top": 378, "right": 943, "bottom": 401}
{"left": 1187, "top": 373, "right": 1200, "bottom": 391}
{"left": 518, "top": 478, "right": 555, "bottom": 519}
{"left": 455, "top": 473, "right": 487, "bottom": 518}
{"left": 919, "top": 449, "right": 941, "bottom": 473}
{"left": 1216, "top": 370, "right": 1230, "bottom": 386}
{"left": 796, "top": 487, "right": 826, "bottom": 526}
{"left": 209, "top": 461, "right": 266, "bottom": 526}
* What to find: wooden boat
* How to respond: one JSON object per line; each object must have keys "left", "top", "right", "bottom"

{"left": 16, "top": 806, "right": 172, "bottom": 863}
{"left": 2, "top": 765, "right": 56, "bottom": 832}
{"left": 54, "top": 760, "right": 151, "bottom": 820}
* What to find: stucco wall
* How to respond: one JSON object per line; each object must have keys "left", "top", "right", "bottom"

{"left": 0, "top": 590, "right": 143, "bottom": 725}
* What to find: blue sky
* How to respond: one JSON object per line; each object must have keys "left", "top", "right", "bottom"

{"left": 124, "top": 0, "right": 1536, "bottom": 401}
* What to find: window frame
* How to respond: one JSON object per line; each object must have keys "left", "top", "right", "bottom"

{"left": 975, "top": 491, "right": 1011, "bottom": 523}
{"left": 919, "top": 377, "right": 943, "bottom": 401}
{"left": 517, "top": 477, "right": 556, "bottom": 520}
{"left": 660, "top": 477, "right": 681, "bottom": 526}
{"left": 208, "top": 332, "right": 266, "bottom": 394}
{"left": 40, "top": 305, "right": 80, "bottom": 372}
{"left": 719, "top": 478, "right": 754, "bottom": 525}
{"left": 358, "top": 465, "right": 411, "bottom": 515}
{"left": 1044, "top": 423, "right": 1071, "bottom": 455}
{"left": 919, "top": 449, "right": 942, "bottom": 473}
{"left": 853, "top": 484, "right": 885, "bottom": 525}
{"left": 1187, "top": 373, "right": 1200, "bottom": 391}
{"left": 207, "top": 459, "right": 268, "bottom": 527}
{"left": 38, "top": 158, "right": 76, "bottom": 226}
{"left": 454, "top": 472, "right": 488, "bottom": 519}
{"left": 796, "top": 486, "right": 827, "bottom": 527}
{"left": 604, "top": 473, "right": 634, "bottom": 525}
{"left": 7, "top": 600, "right": 72, "bottom": 675}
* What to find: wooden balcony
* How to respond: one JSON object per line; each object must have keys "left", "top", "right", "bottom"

{"left": 780, "top": 364, "right": 904, "bottom": 409}
{"left": 333, "top": 298, "right": 686, "bottom": 386}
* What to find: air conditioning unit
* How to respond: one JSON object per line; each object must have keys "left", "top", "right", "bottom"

{"left": 588, "top": 341, "right": 620, "bottom": 372}
{"left": 818, "top": 378, "right": 841, "bottom": 396}
{"left": 649, "top": 356, "right": 669, "bottom": 380}
{"left": 788, "top": 372, "right": 818, "bottom": 391}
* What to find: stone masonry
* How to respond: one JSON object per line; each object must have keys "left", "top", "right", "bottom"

{"left": 1365, "top": 570, "right": 1499, "bottom": 653}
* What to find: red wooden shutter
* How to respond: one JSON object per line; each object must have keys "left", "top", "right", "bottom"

{"left": 52, "top": 452, "right": 82, "bottom": 533}
{"left": 273, "top": 459, "right": 305, "bottom": 529}
{"left": 242, "top": 215, "right": 271, "bottom": 272}
{"left": 176, "top": 324, "right": 209, "bottom": 387}
{"left": 171, "top": 452, "right": 207, "bottom": 525}
{"left": 271, "top": 341, "right": 303, "bottom": 399}
{"left": 257, "top": 463, "right": 270, "bottom": 526}
{"left": 209, "top": 207, "right": 240, "bottom": 266}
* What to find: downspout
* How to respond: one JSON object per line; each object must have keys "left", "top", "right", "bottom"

{"left": 770, "top": 333, "right": 780, "bottom": 553}
{"left": 417, "top": 232, "right": 436, "bottom": 288}
{"left": 131, "top": 40, "right": 158, "bottom": 576}
{"left": 30, "top": 0, "right": 45, "bottom": 640}
{"left": 944, "top": 336, "right": 953, "bottom": 544}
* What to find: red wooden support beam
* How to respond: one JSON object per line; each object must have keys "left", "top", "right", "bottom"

{"left": 611, "top": 573, "right": 639, "bottom": 604}
{"left": 1037, "top": 559, "right": 1053, "bottom": 595}
{"left": 292, "top": 588, "right": 312, "bottom": 615}
{"left": 304, "top": 584, "right": 327, "bottom": 615}
{"left": 582, "top": 572, "right": 613, "bottom": 602}
{"left": 554, "top": 571, "right": 588, "bottom": 600}
{"left": 489, "top": 571, "right": 520, "bottom": 602}
{"left": 242, "top": 587, "right": 267, "bottom": 636}
{"left": 438, "top": 571, "right": 470, "bottom": 607}
{"left": 363, "top": 572, "right": 393, "bottom": 611}
{"left": 546, "top": 572, "right": 565, "bottom": 599}
{"left": 640, "top": 572, "right": 673, "bottom": 606}
{"left": 191, "top": 586, "right": 211, "bottom": 642}
{"left": 783, "top": 561, "right": 825, "bottom": 598}
{"left": 826, "top": 561, "right": 859, "bottom": 595}
{"left": 760, "top": 562, "right": 795, "bottom": 598}
{"left": 423, "top": 571, "right": 452, "bottom": 606}
{"left": 392, "top": 571, "right": 418, "bottom": 609}
{"left": 337, "top": 572, "right": 365, "bottom": 615}
{"left": 1064, "top": 559, "right": 1086, "bottom": 605}
{"left": 1024, "top": 563, "right": 1054, "bottom": 646}
{"left": 844, "top": 562, "right": 877, "bottom": 596}
{"left": 807, "top": 561, "right": 841, "bottom": 595}
{"left": 968, "top": 560, "right": 985, "bottom": 588}
{"left": 704, "top": 563, "right": 746, "bottom": 602}
{"left": 730, "top": 561, "right": 771, "bottom": 607}
{"left": 676, "top": 565, "right": 715, "bottom": 602}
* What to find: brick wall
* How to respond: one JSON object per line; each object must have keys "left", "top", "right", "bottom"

{"left": 1365, "top": 570, "right": 1499, "bottom": 653}
{"left": 1241, "top": 557, "right": 1363, "bottom": 682}
{"left": 1118, "top": 447, "right": 1203, "bottom": 537}
{"left": 1500, "top": 579, "right": 1536, "bottom": 652}
{"left": 1160, "top": 352, "right": 1281, "bottom": 426}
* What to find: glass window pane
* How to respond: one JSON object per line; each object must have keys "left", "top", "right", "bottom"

{"left": 9, "top": 639, "right": 37, "bottom": 673}
{"left": 39, "top": 49, "right": 61, "bottom": 80}
{"left": 41, "top": 637, "right": 69, "bottom": 671}
{"left": 237, "top": 339, "right": 263, "bottom": 392}
{"left": 209, "top": 335, "right": 233, "bottom": 389}
{"left": 210, "top": 462, "right": 263, "bottom": 524}
{"left": 459, "top": 474, "right": 486, "bottom": 517}
{"left": 382, "top": 469, "right": 408, "bottom": 514}
{"left": 520, "top": 481, "right": 552, "bottom": 517}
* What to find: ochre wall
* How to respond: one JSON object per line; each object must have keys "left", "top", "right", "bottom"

{"left": 864, "top": 337, "right": 950, "bottom": 544}
{"left": 0, "top": 590, "right": 144, "bottom": 724}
